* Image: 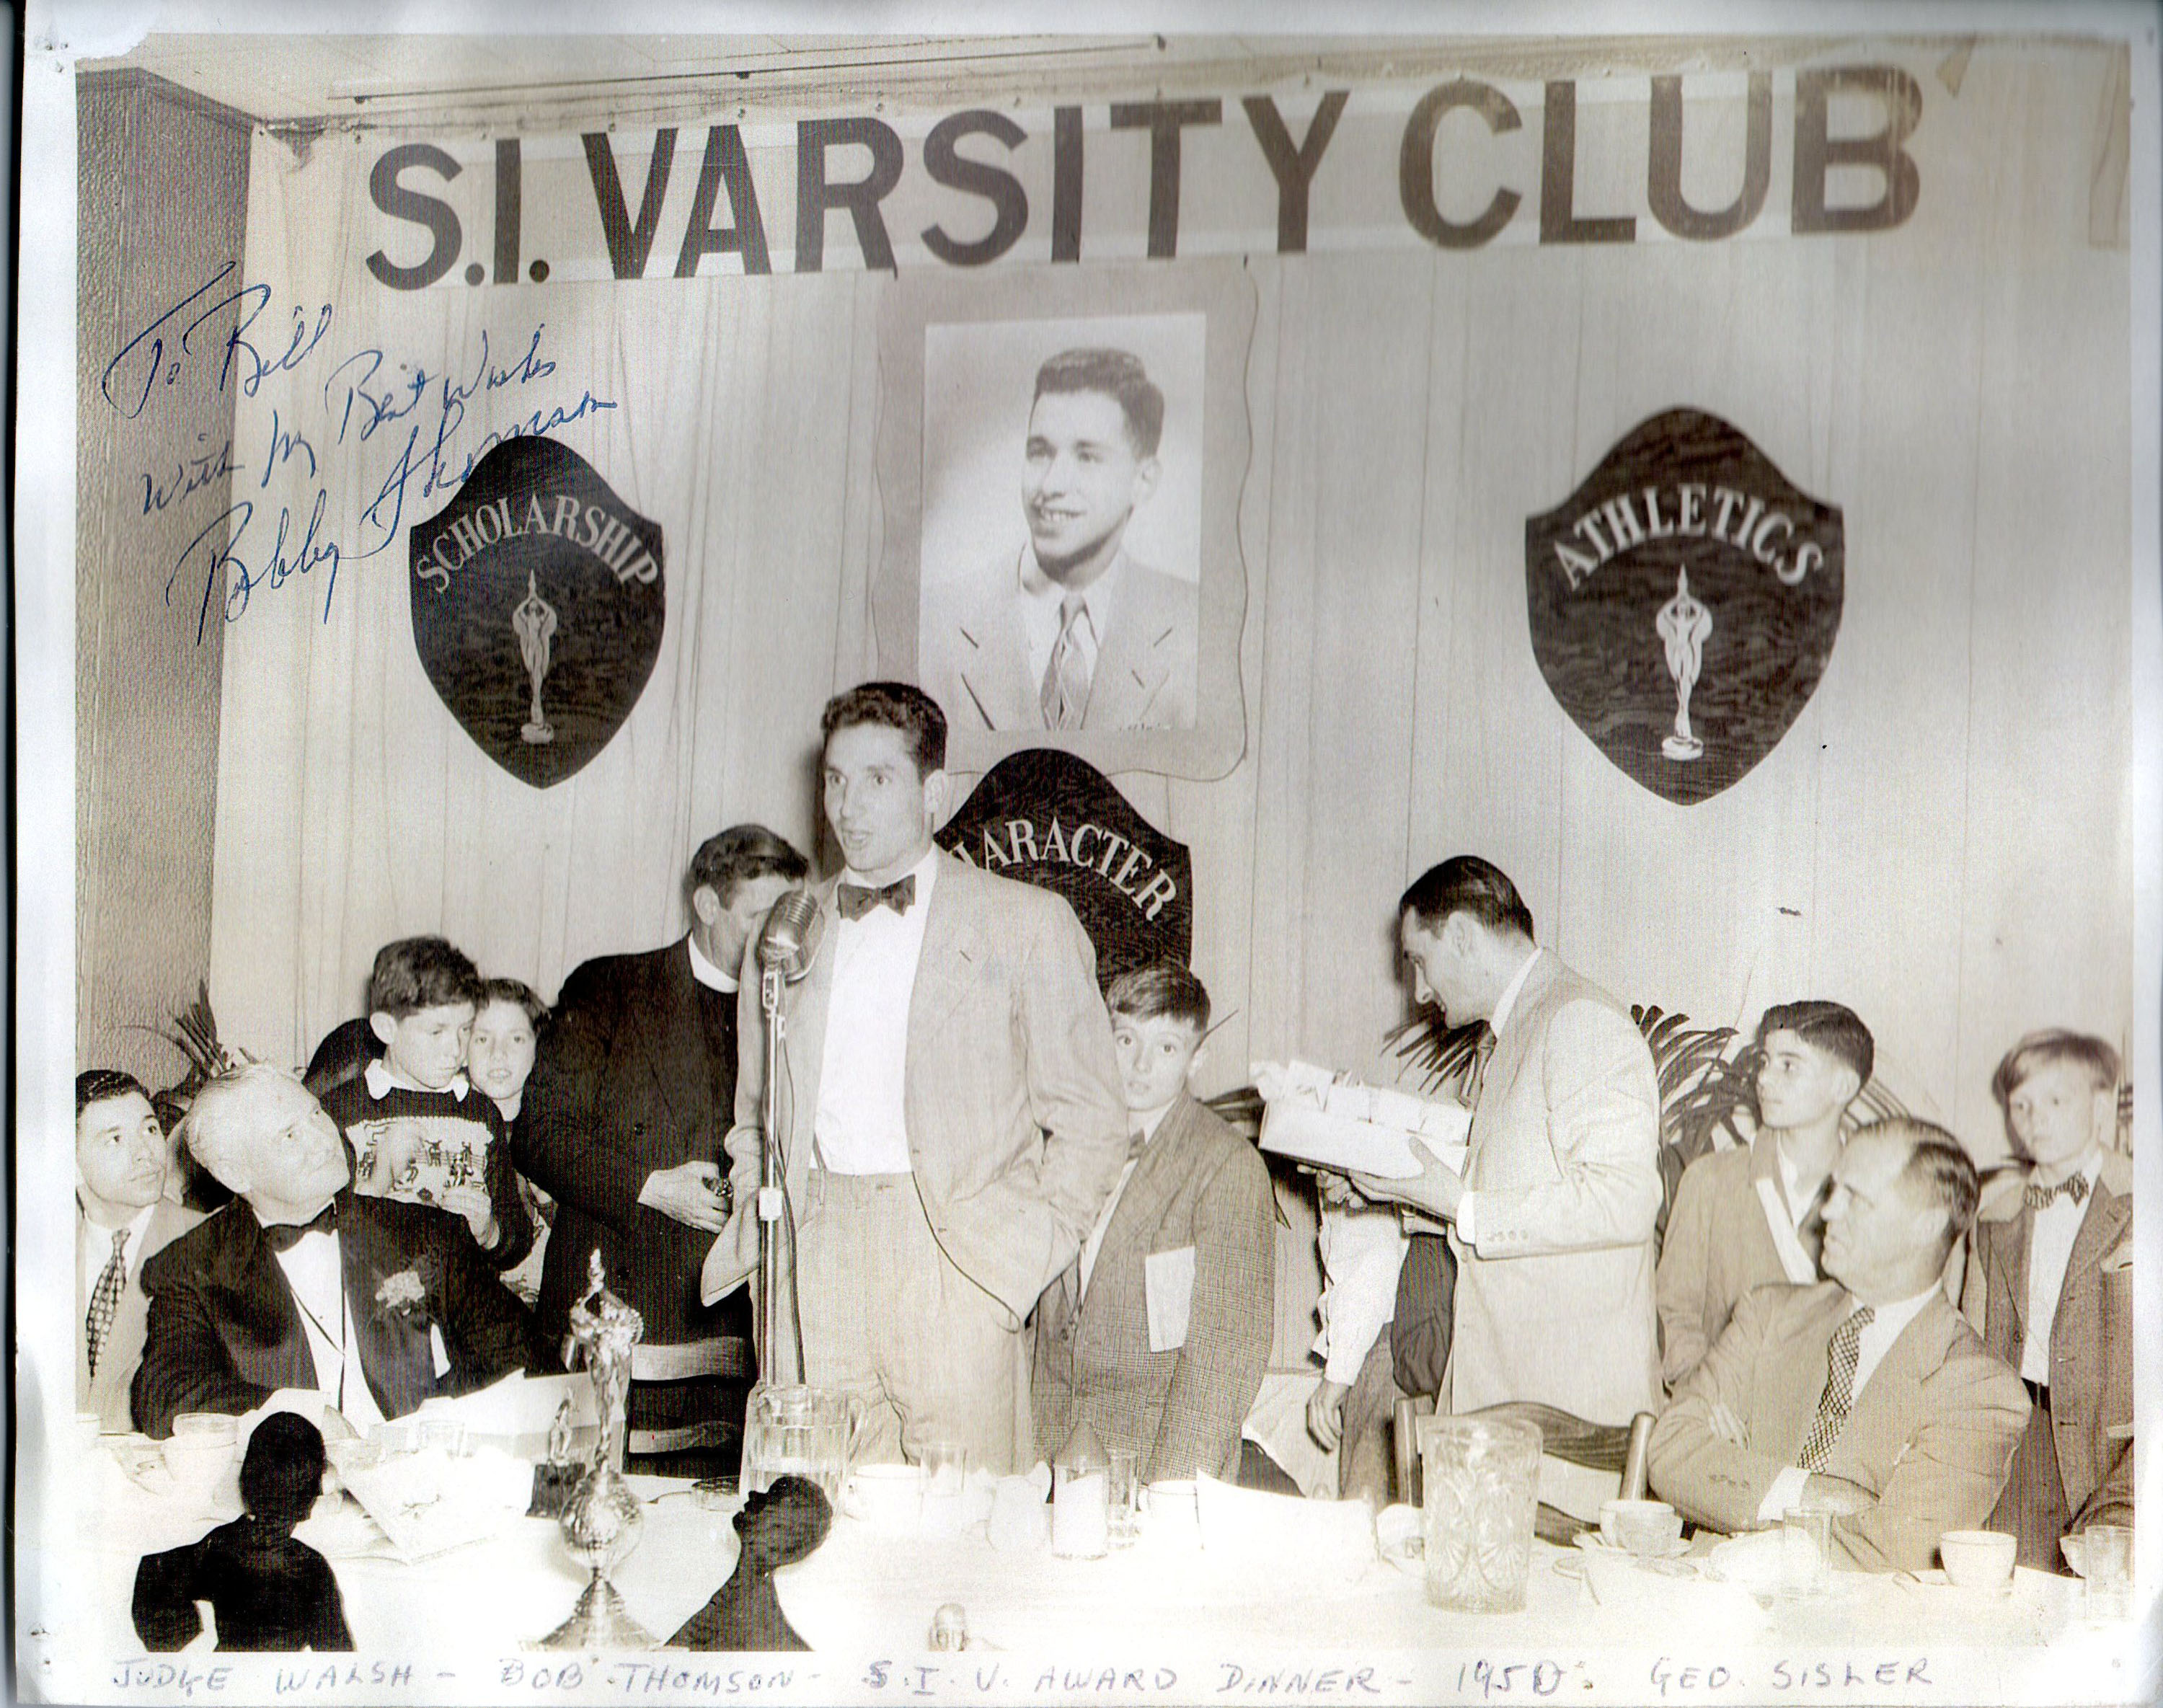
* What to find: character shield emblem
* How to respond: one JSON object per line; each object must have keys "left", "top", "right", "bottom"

{"left": 1525, "top": 409, "right": 1843, "bottom": 805}
{"left": 409, "top": 436, "right": 663, "bottom": 789}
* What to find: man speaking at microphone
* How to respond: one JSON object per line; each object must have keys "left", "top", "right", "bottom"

{"left": 522, "top": 823, "right": 808, "bottom": 1473}
{"left": 706, "top": 682, "right": 1128, "bottom": 1473}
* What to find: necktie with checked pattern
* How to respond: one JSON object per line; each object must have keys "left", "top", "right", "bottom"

{"left": 1040, "top": 594, "right": 1094, "bottom": 729}
{"left": 85, "top": 1225, "right": 130, "bottom": 1379}
{"left": 1797, "top": 1304, "right": 1875, "bottom": 1472}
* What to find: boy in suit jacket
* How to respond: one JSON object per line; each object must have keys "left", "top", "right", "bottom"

{"left": 132, "top": 1066, "right": 535, "bottom": 1438}
{"left": 1963, "top": 1030, "right": 2134, "bottom": 1569}
{"left": 1032, "top": 963, "right": 1274, "bottom": 1482}
{"left": 1651, "top": 1120, "right": 2029, "bottom": 1572}
{"left": 77, "top": 1071, "right": 203, "bottom": 1431}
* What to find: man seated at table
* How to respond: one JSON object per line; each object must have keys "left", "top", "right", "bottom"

{"left": 1963, "top": 1030, "right": 2133, "bottom": 1570}
{"left": 1031, "top": 962, "right": 1273, "bottom": 1481}
{"left": 133, "top": 1065, "right": 537, "bottom": 1439}
{"left": 78, "top": 1071, "right": 204, "bottom": 1431}
{"left": 1649, "top": 1118, "right": 2029, "bottom": 1572}
{"left": 1656, "top": 1001, "right": 1873, "bottom": 1387}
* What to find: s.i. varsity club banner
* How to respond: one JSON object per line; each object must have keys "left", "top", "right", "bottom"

{"left": 203, "top": 37, "right": 2132, "bottom": 1145}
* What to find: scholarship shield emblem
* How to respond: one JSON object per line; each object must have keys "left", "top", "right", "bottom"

{"left": 1524, "top": 408, "right": 1843, "bottom": 805}
{"left": 408, "top": 436, "right": 663, "bottom": 788}
{"left": 937, "top": 749, "right": 1192, "bottom": 988}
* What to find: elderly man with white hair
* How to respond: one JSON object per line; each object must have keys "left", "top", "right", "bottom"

{"left": 132, "top": 1065, "right": 536, "bottom": 1439}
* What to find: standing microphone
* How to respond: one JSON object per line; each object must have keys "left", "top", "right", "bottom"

{"left": 756, "top": 889, "right": 823, "bottom": 982}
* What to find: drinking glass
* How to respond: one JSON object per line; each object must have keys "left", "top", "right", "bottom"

{"left": 1106, "top": 1448, "right": 1140, "bottom": 1548}
{"left": 920, "top": 1439, "right": 969, "bottom": 1536}
{"left": 2082, "top": 1524, "right": 2134, "bottom": 1623}
{"left": 1780, "top": 1507, "right": 1834, "bottom": 1598}
{"left": 1417, "top": 1415, "right": 1541, "bottom": 1613}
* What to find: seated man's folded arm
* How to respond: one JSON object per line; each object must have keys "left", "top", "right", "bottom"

{"left": 1647, "top": 1288, "right": 1787, "bottom": 1535}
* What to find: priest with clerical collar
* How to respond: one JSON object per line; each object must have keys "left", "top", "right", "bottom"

{"left": 132, "top": 1064, "right": 537, "bottom": 1439}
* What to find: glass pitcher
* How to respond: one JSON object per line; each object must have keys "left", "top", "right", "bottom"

{"left": 1417, "top": 1414, "right": 1542, "bottom": 1613}
{"left": 740, "top": 1384, "right": 865, "bottom": 1505}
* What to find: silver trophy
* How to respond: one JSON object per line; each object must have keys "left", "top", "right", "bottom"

{"left": 513, "top": 569, "right": 559, "bottom": 747}
{"left": 1656, "top": 567, "right": 1712, "bottom": 762}
{"left": 534, "top": 1251, "right": 653, "bottom": 1650}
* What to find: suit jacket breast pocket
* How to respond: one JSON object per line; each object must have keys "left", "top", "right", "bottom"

{"left": 1144, "top": 1246, "right": 1196, "bottom": 1353}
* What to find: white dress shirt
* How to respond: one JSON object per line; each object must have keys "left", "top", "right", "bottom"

{"left": 1756, "top": 1284, "right": 1940, "bottom": 1523}
{"left": 2022, "top": 1151, "right": 2102, "bottom": 1386}
{"left": 1017, "top": 547, "right": 1128, "bottom": 698}
{"left": 269, "top": 1227, "right": 388, "bottom": 1433}
{"left": 1451, "top": 947, "right": 1541, "bottom": 1248}
{"left": 1314, "top": 1205, "right": 1410, "bottom": 1385}
{"left": 815, "top": 847, "right": 942, "bottom": 1174}
{"left": 80, "top": 1200, "right": 157, "bottom": 1309}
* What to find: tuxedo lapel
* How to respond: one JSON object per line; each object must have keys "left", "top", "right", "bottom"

{"left": 341, "top": 1197, "right": 436, "bottom": 1420}
{"left": 204, "top": 1205, "right": 318, "bottom": 1387}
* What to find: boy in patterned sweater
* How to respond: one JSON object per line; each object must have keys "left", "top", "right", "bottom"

{"left": 320, "top": 937, "right": 534, "bottom": 1275}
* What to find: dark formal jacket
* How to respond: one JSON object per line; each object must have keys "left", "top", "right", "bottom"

{"left": 1031, "top": 1092, "right": 1275, "bottom": 1482}
{"left": 131, "top": 1191, "right": 536, "bottom": 1438}
{"left": 521, "top": 939, "right": 752, "bottom": 1363}
{"left": 1961, "top": 1150, "right": 2134, "bottom": 1531}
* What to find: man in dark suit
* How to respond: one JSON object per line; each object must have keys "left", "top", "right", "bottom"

{"left": 521, "top": 823, "right": 808, "bottom": 1469}
{"left": 132, "top": 1066, "right": 534, "bottom": 1438}
{"left": 1963, "top": 1030, "right": 2133, "bottom": 1569}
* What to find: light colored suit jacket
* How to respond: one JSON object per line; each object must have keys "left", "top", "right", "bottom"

{"left": 76, "top": 1200, "right": 202, "bottom": 1430}
{"left": 1031, "top": 1092, "right": 1275, "bottom": 1482}
{"left": 921, "top": 550, "right": 1198, "bottom": 733}
{"left": 712, "top": 852, "right": 1129, "bottom": 1381}
{"left": 1445, "top": 951, "right": 1664, "bottom": 1425}
{"left": 1962, "top": 1150, "right": 2133, "bottom": 1531}
{"left": 1657, "top": 1134, "right": 1816, "bottom": 1388}
{"left": 1650, "top": 1281, "right": 2030, "bottom": 1570}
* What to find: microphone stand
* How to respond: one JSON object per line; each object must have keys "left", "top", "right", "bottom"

{"left": 756, "top": 962, "right": 788, "bottom": 1381}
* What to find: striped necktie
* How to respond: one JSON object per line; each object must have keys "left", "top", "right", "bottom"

{"left": 85, "top": 1225, "right": 130, "bottom": 1378}
{"left": 1797, "top": 1304, "right": 1875, "bottom": 1472}
{"left": 1040, "top": 595, "right": 1094, "bottom": 729}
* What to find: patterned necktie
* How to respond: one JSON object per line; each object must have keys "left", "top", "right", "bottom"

{"left": 1797, "top": 1304, "right": 1875, "bottom": 1472}
{"left": 2025, "top": 1173, "right": 2089, "bottom": 1211}
{"left": 85, "top": 1225, "right": 130, "bottom": 1379}
{"left": 835, "top": 873, "right": 916, "bottom": 920}
{"left": 1462, "top": 1030, "right": 1498, "bottom": 1110}
{"left": 1040, "top": 594, "right": 1094, "bottom": 729}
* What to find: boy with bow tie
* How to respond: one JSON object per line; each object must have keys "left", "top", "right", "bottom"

{"left": 1963, "top": 1030, "right": 2134, "bottom": 1568}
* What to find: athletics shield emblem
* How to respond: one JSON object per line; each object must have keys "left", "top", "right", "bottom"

{"left": 408, "top": 436, "right": 664, "bottom": 788}
{"left": 1524, "top": 409, "right": 1844, "bottom": 806}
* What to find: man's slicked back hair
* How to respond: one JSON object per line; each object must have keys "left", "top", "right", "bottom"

{"left": 687, "top": 824, "right": 810, "bottom": 909}
{"left": 1398, "top": 856, "right": 1536, "bottom": 941}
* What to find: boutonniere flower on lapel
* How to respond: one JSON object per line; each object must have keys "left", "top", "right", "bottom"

{"left": 373, "top": 1265, "right": 433, "bottom": 1326}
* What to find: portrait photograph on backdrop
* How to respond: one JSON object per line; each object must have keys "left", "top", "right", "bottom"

{"left": 17, "top": 9, "right": 2163, "bottom": 1707}
{"left": 875, "top": 260, "right": 1253, "bottom": 781}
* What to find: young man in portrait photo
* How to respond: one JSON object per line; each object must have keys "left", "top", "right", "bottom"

{"left": 919, "top": 347, "right": 1199, "bottom": 733}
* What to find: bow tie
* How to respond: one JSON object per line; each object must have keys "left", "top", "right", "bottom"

{"left": 2025, "top": 1173, "right": 2090, "bottom": 1211}
{"left": 262, "top": 1200, "right": 338, "bottom": 1251}
{"left": 836, "top": 874, "right": 916, "bottom": 920}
